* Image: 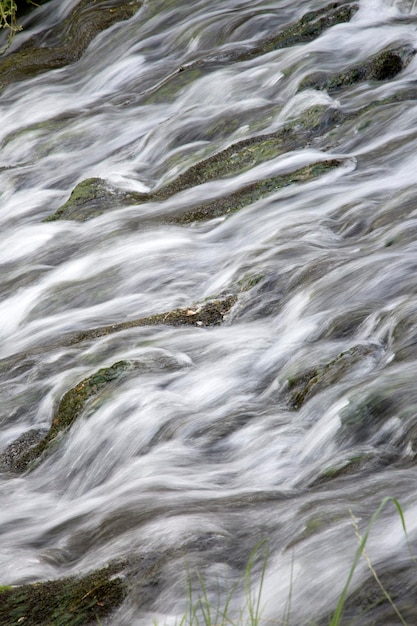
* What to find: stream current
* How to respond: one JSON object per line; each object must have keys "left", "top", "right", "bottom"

{"left": 2, "top": 0, "right": 417, "bottom": 623}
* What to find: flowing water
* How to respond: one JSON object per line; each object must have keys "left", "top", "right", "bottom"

{"left": 2, "top": 0, "right": 417, "bottom": 623}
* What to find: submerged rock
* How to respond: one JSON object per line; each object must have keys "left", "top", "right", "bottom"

{"left": 66, "top": 295, "right": 238, "bottom": 345}
{"left": 141, "top": 2, "right": 358, "bottom": 104}
{"left": 299, "top": 46, "right": 414, "bottom": 92}
{"left": 45, "top": 148, "right": 344, "bottom": 223}
{"left": 0, "top": 0, "right": 142, "bottom": 91}
{"left": 285, "top": 344, "right": 377, "bottom": 409}
{"left": 7, "top": 360, "right": 137, "bottom": 472}
{"left": 1, "top": 297, "right": 237, "bottom": 472}
{"left": 236, "top": 1, "right": 358, "bottom": 62}
{"left": 167, "top": 159, "right": 343, "bottom": 224}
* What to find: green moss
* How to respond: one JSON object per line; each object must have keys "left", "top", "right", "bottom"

{"left": 154, "top": 108, "right": 343, "bottom": 201}
{"left": 1, "top": 296, "right": 237, "bottom": 472}
{"left": 44, "top": 159, "right": 341, "bottom": 225}
{"left": 43, "top": 104, "right": 345, "bottom": 222}
{"left": 67, "top": 295, "right": 238, "bottom": 345}
{"left": 0, "top": 564, "right": 126, "bottom": 626}
{"left": 339, "top": 391, "right": 394, "bottom": 438}
{"left": 237, "top": 273, "right": 264, "bottom": 292}
{"left": 236, "top": 2, "right": 358, "bottom": 62}
{"left": 142, "top": 67, "right": 204, "bottom": 104}
{"left": 299, "top": 47, "right": 412, "bottom": 92}
{"left": 166, "top": 159, "right": 342, "bottom": 224}
{"left": 15, "top": 361, "right": 135, "bottom": 472}
{"left": 287, "top": 345, "right": 375, "bottom": 409}
{"left": 0, "top": 0, "right": 142, "bottom": 91}
{"left": 44, "top": 178, "right": 150, "bottom": 222}
{"left": 315, "top": 455, "right": 370, "bottom": 485}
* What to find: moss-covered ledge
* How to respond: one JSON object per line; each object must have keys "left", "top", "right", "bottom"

{"left": 43, "top": 105, "right": 342, "bottom": 222}
{"left": 299, "top": 46, "right": 415, "bottom": 93}
{"left": 0, "top": 297, "right": 237, "bottom": 471}
{"left": 43, "top": 177, "right": 151, "bottom": 222}
{"left": 165, "top": 159, "right": 343, "bottom": 225}
{"left": 66, "top": 295, "right": 237, "bottom": 345}
{"left": 235, "top": 1, "right": 358, "bottom": 63}
{"left": 285, "top": 344, "right": 378, "bottom": 409}
{"left": 44, "top": 151, "right": 344, "bottom": 223}
{"left": 4, "top": 360, "right": 138, "bottom": 472}
{"left": 0, "top": 0, "right": 142, "bottom": 91}
{"left": 0, "top": 563, "right": 126, "bottom": 626}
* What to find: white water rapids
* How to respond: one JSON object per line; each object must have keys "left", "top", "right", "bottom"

{"left": 2, "top": 0, "right": 417, "bottom": 624}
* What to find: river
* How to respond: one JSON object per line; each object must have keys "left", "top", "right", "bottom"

{"left": 1, "top": 0, "right": 417, "bottom": 624}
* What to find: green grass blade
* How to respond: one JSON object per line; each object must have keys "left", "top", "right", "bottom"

{"left": 329, "top": 497, "right": 407, "bottom": 626}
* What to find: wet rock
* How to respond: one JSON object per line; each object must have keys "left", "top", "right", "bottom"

{"left": 44, "top": 105, "right": 345, "bottom": 222}
{"left": 44, "top": 178, "right": 150, "bottom": 222}
{"left": 0, "top": 564, "right": 126, "bottom": 626}
{"left": 167, "top": 159, "right": 343, "bottom": 225}
{"left": 0, "top": 428, "right": 46, "bottom": 472}
{"left": 3, "top": 297, "right": 236, "bottom": 472}
{"left": 67, "top": 295, "right": 238, "bottom": 345}
{"left": 141, "top": 2, "right": 358, "bottom": 104}
{"left": 339, "top": 390, "right": 396, "bottom": 443}
{"left": 0, "top": 0, "right": 142, "bottom": 91}
{"left": 45, "top": 155, "right": 343, "bottom": 224}
{"left": 12, "top": 360, "right": 137, "bottom": 472}
{"left": 0, "top": 296, "right": 238, "bottom": 377}
{"left": 236, "top": 1, "right": 358, "bottom": 62}
{"left": 325, "top": 566, "right": 417, "bottom": 626}
{"left": 285, "top": 344, "right": 377, "bottom": 409}
{"left": 299, "top": 46, "right": 414, "bottom": 92}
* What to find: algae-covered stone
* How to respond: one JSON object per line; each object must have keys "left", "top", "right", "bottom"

{"left": 43, "top": 105, "right": 345, "bottom": 222}
{"left": 339, "top": 390, "right": 395, "bottom": 442}
{"left": 0, "top": 0, "right": 142, "bottom": 90}
{"left": 44, "top": 178, "right": 150, "bottom": 222}
{"left": 0, "top": 296, "right": 238, "bottom": 375}
{"left": 154, "top": 106, "right": 343, "bottom": 200}
{"left": 141, "top": 2, "right": 358, "bottom": 105}
{"left": 42, "top": 102, "right": 349, "bottom": 223}
{"left": 286, "top": 344, "right": 376, "bottom": 409}
{"left": 0, "top": 564, "right": 126, "bottom": 626}
{"left": 236, "top": 1, "right": 358, "bottom": 62}
{"left": 168, "top": 159, "right": 343, "bottom": 225}
{"left": 299, "top": 46, "right": 414, "bottom": 92}
{"left": 13, "top": 360, "right": 136, "bottom": 472}
{"left": 1, "top": 297, "right": 237, "bottom": 472}
{"left": 67, "top": 295, "right": 238, "bottom": 345}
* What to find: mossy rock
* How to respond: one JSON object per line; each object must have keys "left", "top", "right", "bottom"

{"left": 2, "top": 297, "right": 237, "bottom": 472}
{"left": 286, "top": 344, "right": 376, "bottom": 409}
{"left": 236, "top": 1, "right": 358, "bottom": 62}
{"left": 166, "top": 159, "right": 343, "bottom": 225}
{"left": 0, "top": 0, "right": 142, "bottom": 90}
{"left": 0, "top": 296, "right": 237, "bottom": 377}
{"left": 338, "top": 390, "right": 396, "bottom": 444}
{"left": 44, "top": 178, "right": 150, "bottom": 222}
{"left": 311, "top": 452, "right": 380, "bottom": 486}
{"left": 10, "top": 361, "right": 136, "bottom": 472}
{"left": 0, "top": 564, "right": 126, "bottom": 626}
{"left": 66, "top": 295, "right": 238, "bottom": 345}
{"left": 299, "top": 46, "right": 414, "bottom": 92}
{"left": 43, "top": 105, "right": 345, "bottom": 223}
{"left": 141, "top": 2, "right": 358, "bottom": 105}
